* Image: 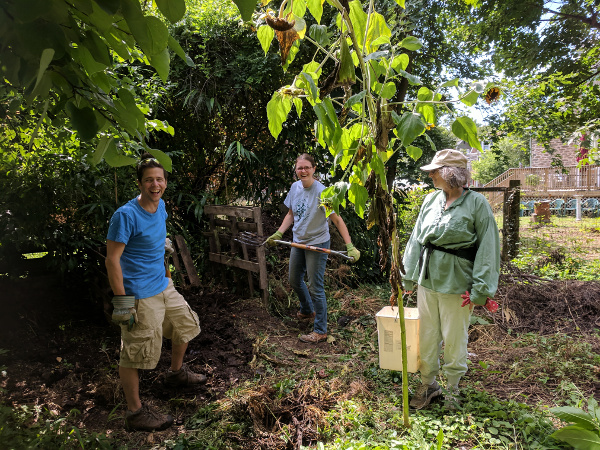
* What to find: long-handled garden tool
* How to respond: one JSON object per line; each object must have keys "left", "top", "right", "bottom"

{"left": 235, "top": 232, "right": 356, "bottom": 262}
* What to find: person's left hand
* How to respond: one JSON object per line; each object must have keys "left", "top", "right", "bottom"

{"left": 461, "top": 291, "right": 498, "bottom": 312}
{"left": 346, "top": 243, "right": 360, "bottom": 263}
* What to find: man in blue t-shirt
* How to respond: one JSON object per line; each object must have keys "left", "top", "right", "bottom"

{"left": 106, "top": 154, "right": 204, "bottom": 432}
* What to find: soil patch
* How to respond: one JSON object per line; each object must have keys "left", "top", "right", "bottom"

{"left": 0, "top": 270, "right": 347, "bottom": 445}
{"left": 2, "top": 264, "right": 600, "bottom": 448}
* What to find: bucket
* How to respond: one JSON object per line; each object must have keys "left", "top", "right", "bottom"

{"left": 376, "top": 306, "right": 420, "bottom": 373}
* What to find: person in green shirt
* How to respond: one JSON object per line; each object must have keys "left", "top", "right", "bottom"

{"left": 402, "top": 149, "right": 500, "bottom": 410}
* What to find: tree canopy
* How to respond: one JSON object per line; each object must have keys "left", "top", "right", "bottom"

{"left": 0, "top": 0, "right": 195, "bottom": 169}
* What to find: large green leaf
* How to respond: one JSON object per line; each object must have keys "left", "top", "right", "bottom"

{"left": 34, "top": 48, "right": 55, "bottom": 91}
{"left": 400, "top": 36, "right": 422, "bottom": 51}
{"left": 92, "top": 135, "right": 113, "bottom": 165}
{"left": 167, "top": 36, "right": 193, "bottom": 67}
{"left": 395, "top": 112, "right": 425, "bottom": 147}
{"left": 104, "top": 140, "right": 137, "bottom": 167}
{"left": 344, "top": 90, "right": 366, "bottom": 109}
{"left": 66, "top": 102, "right": 98, "bottom": 141}
{"left": 348, "top": 0, "right": 367, "bottom": 50}
{"left": 118, "top": 88, "right": 145, "bottom": 128}
{"left": 417, "top": 103, "right": 435, "bottom": 126}
{"left": 309, "top": 24, "right": 330, "bottom": 47}
{"left": 551, "top": 425, "right": 600, "bottom": 450}
{"left": 257, "top": 25, "right": 274, "bottom": 56}
{"left": 85, "top": 30, "right": 112, "bottom": 66}
{"left": 231, "top": 0, "right": 257, "bottom": 22}
{"left": 149, "top": 47, "right": 170, "bottom": 82}
{"left": 348, "top": 183, "right": 368, "bottom": 218}
{"left": 397, "top": 69, "right": 420, "bottom": 85}
{"left": 365, "top": 12, "right": 391, "bottom": 53}
{"left": 321, "top": 182, "right": 348, "bottom": 216}
{"left": 440, "top": 78, "right": 459, "bottom": 88}
{"left": 551, "top": 407, "right": 598, "bottom": 431}
{"left": 95, "top": 0, "right": 121, "bottom": 15}
{"left": 147, "top": 148, "right": 173, "bottom": 172}
{"left": 391, "top": 53, "right": 409, "bottom": 72}
{"left": 380, "top": 82, "right": 396, "bottom": 99}
{"left": 73, "top": 45, "right": 107, "bottom": 75}
{"left": 306, "top": 0, "right": 323, "bottom": 23}
{"left": 155, "top": 0, "right": 185, "bottom": 23}
{"left": 460, "top": 89, "right": 480, "bottom": 107}
{"left": 405, "top": 145, "right": 422, "bottom": 161}
{"left": 123, "top": 3, "right": 169, "bottom": 58}
{"left": 452, "top": 116, "right": 481, "bottom": 151}
{"left": 266, "top": 91, "right": 292, "bottom": 139}
{"left": 293, "top": 97, "right": 302, "bottom": 118}
{"left": 370, "top": 153, "right": 387, "bottom": 188}
{"left": 313, "top": 99, "right": 342, "bottom": 149}
{"left": 297, "top": 71, "right": 319, "bottom": 103}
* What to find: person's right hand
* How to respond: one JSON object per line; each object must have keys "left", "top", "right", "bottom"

{"left": 266, "top": 231, "right": 283, "bottom": 247}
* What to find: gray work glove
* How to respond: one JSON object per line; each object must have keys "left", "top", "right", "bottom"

{"left": 111, "top": 295, "right": 137, "bottom": 331}
{"left": 165, "top": 237, "right": 175, "bottom": 254}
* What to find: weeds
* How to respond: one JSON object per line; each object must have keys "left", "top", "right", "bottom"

{"left": 0, "top": 404, "right": 113, "bottom": 449}
{"left": 508, "top": 333, "right": 600, "bottom": 384}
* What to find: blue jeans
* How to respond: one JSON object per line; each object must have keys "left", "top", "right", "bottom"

{"left": 288, "top": 240, "right": 330, "bottom": 334}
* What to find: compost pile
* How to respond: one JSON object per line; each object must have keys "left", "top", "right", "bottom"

{"left": 492, "top": 263, "right": 600, "bottom": 334}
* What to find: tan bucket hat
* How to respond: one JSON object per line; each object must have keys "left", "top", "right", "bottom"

{"left": 420, "top": 149, "right": 468, "bottom": 171}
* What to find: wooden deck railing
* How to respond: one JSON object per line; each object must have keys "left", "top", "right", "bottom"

{"left": 481, "top": 165, "right": 600, "bottom": 206}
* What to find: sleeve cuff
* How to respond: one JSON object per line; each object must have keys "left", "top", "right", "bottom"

{"left": 469, "top": 292, "right": 487, "bottom": 305}
{"left": 403, "top": 280, "right": 415, "bottom": 291}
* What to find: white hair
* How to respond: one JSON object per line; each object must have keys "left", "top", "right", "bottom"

{"left": 439, "top": 166, "right": 470, "bottom": 189}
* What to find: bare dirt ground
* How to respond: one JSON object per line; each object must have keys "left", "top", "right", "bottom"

{"left": 1, "top": 261, "right": 600, "bottom": 448}
{"left": 0, "top": 265, "right": 359, "bottom": 447}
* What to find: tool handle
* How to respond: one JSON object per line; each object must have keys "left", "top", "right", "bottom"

{"left": 274, "top": 240, "right": 355, "bottom": 261}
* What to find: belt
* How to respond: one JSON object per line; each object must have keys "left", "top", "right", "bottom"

{"left": 418, "top": 242, "right": 477, "bottom": 280}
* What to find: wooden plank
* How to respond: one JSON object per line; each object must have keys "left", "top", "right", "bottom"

{"left": 174, "top": 235, "right": 201, "bottom": 286}
{"left": 204, "top": 205, "right": 257, "bottom": 218}
{"left": 211, "top": 218, "right": 259, "bottom": 231}
{"left": 209, "top": 253, "right": 260, "bottom": 272}
{"left": 471, "top": 187, "right": 509, "bottom": 192}
{"left": 170, "top": 247, "right": 187, "bottom": 287}
{"left": 240, "top": 241, "right": 254, "bottom": 297}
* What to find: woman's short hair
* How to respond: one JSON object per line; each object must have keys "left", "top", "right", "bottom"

{"left": 137, "top": 152, "right": 167, "bottom": 182}
{"left": 439, "top": 166, "right": 470, "bottom": 189}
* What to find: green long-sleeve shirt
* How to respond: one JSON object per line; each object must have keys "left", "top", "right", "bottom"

{"left": 402, "top": 188, "right": 500, "bottom": 305}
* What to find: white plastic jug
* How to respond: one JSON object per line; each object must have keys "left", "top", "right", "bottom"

{"left": 376, "top": 306, "right": 420, "bottom": 373}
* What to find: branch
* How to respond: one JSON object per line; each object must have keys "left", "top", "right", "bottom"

{"left": 542, "top": 7, "right": 599, "bottom": 29}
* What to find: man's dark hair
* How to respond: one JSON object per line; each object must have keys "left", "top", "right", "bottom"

{"left": 137, "top": 152, "right": 167, "bottom": 182}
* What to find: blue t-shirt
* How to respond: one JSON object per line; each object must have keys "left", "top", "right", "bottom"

{"left": 107, "top": 197, "right": 169, "bottom": 299}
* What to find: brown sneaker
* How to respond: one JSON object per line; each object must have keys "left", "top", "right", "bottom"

{"left": 125, "top": 405, "right": 174, "bottom": 432}
{"left": 165, "top": 363, "right": 207, "bottom": 387}
{"left": 299, "top": 332, "right": 327, "bottom": 343}
{"left": 296, "top": 310, "right": 316, "bottom": 321}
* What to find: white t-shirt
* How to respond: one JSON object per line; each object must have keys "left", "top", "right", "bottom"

{"left": 284, "top": 180, "right": 330, "bottom": 245}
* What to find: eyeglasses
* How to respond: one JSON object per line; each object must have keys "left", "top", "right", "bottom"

{"left": 295, "top": 166, "right": 313, "bottom": 172}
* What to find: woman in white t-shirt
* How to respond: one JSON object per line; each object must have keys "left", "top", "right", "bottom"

{"left": 267, "top": 154, "right": 360, "bottom": 343}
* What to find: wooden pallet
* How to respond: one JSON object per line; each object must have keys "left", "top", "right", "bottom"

{"left": 202, "top": 205, "right": 268, "bottom": 305}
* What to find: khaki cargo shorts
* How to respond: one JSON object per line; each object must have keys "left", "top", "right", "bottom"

{"left": 119, "top": 279, "right": 200, "bottom": 370}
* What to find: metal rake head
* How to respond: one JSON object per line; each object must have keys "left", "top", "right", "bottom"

{"left": 233, "top": 231, "right": 267, "bottom": 247}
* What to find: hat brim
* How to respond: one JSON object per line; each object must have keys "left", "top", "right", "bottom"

{"left": 420, "top": 162, "right": 443, "bottom": 172}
